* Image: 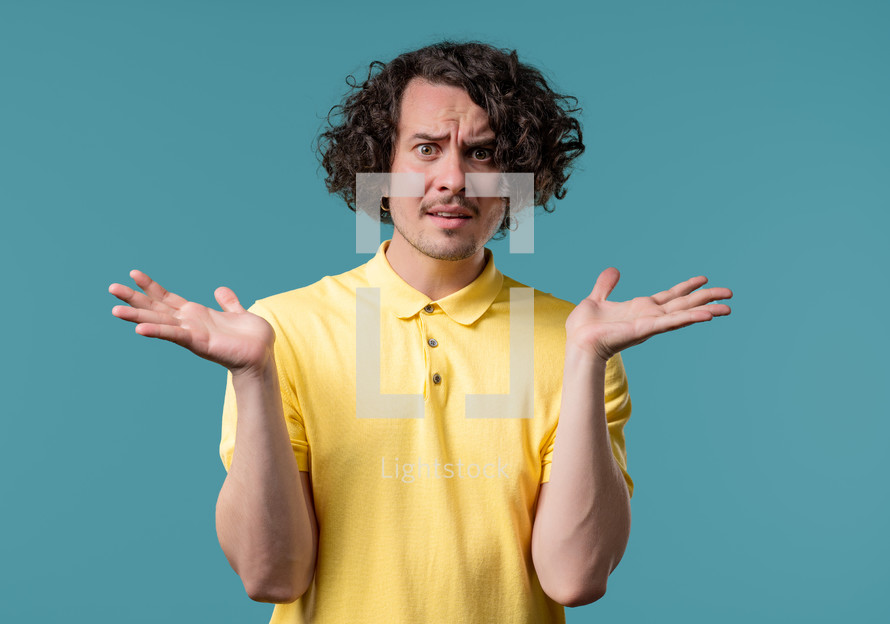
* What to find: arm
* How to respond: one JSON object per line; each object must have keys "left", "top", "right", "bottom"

{"left": 216, "top": 363, "right": 318, "bottom": 603}
{"left": 109, "top": 270, "right": 318, "bottom": 603}
{"left": 532, "top": 268, "right": 732, "bottom": 606}
{"left": 531, "top": 349, "right": 630, "bottom": 607}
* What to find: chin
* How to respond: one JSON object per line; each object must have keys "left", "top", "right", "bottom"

{"left": 418, "top": 240, "right": 481, "bottom": 262}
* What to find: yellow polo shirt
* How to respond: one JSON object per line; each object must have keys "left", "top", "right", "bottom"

{"left": 220, "top": 239, "right": 632, "bottom": 624}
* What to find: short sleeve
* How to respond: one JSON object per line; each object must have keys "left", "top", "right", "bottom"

{"left": 219, "top": 301, "right": 311, "bottom": 473}
{"left": 540, "top": 352, "right": 634, "bottom": 497}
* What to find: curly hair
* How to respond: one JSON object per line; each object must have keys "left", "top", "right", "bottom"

{"left": 316, "top": 40, "right": 585, "bottom": 237}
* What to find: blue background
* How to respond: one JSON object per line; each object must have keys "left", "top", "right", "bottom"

{"left": 2, "top": 0, "right": 888, "bottom": 621}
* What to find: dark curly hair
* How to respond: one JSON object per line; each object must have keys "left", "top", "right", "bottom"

{"left": 316, "top": 40, "right": 585, "bottom": 238}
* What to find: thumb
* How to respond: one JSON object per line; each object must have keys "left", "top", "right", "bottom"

{"left": 588, "top": 267, "right": 620, "bottom": 301}
{"left": 215, "top": 286, "right": 246, "bottom": 313}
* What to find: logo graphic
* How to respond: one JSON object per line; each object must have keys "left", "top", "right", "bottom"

{"left": 355, "top": 172, "right": 535, "bottom": 254}
{"left": 354, "top": 171, "right": 536, "bottom": 420}
{"left": 355, "top": 286, "right": 534, "bottom": 419}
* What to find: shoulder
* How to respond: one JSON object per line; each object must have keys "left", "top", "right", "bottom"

{"left": 492, "top": 274, "right": 576, "bottom": 368}
{"left": 497, "top": 273, "right": 627, "bottom": 378}
{"left": 500, "top": 274, "right": 576, "bottom": 323}
{"left": 248, "top": 262, "right": 370, "bottom": 324}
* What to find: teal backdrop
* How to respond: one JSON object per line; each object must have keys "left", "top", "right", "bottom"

{"left": 2, "top": 0, "right": 888, "bottom": 622}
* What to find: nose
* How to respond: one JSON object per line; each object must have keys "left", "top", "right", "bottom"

{"left": 433, "top": 148, "right": 466, "bottom": 196}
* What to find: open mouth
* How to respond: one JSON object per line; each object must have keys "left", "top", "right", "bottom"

{"left": 429, "top": 213, "right": 470, "bottom": 219}
{"left": 427, "top": 212, "right": 472, "bottom": 228}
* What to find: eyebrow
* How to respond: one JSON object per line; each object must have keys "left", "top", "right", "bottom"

{"left": 408, "top": 132, "right": 496, "bottom": 149}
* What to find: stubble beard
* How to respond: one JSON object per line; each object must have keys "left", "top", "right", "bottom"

{"left": 393, "top": 198, "right": 506, "bottom": 262}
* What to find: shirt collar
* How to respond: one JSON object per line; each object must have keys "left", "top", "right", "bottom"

{"left": 364, "top": 239, "right": 504, "bottom": 325}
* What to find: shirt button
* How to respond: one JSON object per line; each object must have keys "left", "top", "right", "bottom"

{"left": 428, "top": 338, "right": 438, "bottom": 347}
{"left": 423, "top": 304, "right": 434, "bottom": 313}
{"left": 432, "top": 373, "right": 442, "bottom": 384}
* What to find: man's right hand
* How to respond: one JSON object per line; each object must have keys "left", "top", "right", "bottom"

{"left": 109, "top": 269, "right": 275, "bottom": 376}
{"left": 111, "top": 270, "right": 317, "bottom": 601}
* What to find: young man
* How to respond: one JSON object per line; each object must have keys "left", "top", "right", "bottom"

{"left": 109, "top": 41, "right": 731, "bottom": 623}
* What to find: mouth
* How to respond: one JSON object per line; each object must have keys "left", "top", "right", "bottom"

{"left": 426, "top": 208, "right": 473, "bottom": 229}
{"left": 424, "top": 205, "right": 473, "bottom": 219}
{"left": 427, "top": 212, "right": 471, "bottom": 219}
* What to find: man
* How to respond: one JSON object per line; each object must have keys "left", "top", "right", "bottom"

{"left": 108, "top": 41, "right": 731, "bottom": 623}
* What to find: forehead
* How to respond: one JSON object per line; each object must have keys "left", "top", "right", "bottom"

{"left": 397, "top": 78, "right": 493, "bottom": 140}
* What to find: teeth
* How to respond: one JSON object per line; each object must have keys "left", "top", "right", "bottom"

{"left": 433, "top": 213, "right": 466, "bottom": 218}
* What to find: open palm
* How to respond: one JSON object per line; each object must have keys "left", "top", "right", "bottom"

{"left": 109, "top": 269, "right": 275, "bottom": 375}
{"left": 566, "top": 267, "right": 733, "bottom": 361}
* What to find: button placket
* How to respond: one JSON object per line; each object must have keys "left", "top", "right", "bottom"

{"left": 422, "top": 305, "right": 443, "bottom": 387}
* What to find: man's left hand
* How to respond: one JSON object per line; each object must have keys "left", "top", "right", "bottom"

{"left": 566, "top": 268, "right": 733, "bottom": 361}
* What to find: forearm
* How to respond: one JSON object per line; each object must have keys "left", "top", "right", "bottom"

{"left": 532, "top": 346, "right": 631, "bottom": 606}
{"left": 216, "top": 363, "right": 317, "bottom": 603}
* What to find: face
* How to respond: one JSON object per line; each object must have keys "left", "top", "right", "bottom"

{"left": 387, "top": 78, "right": 506, "bottom": 262}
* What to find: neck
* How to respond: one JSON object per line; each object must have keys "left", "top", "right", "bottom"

{"left": 384, "top": 237, "right": 487, "bottom": 301}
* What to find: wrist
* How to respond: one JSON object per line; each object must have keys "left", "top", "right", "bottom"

{"left": 230, "top": 355, "right": 277, "bottom": 384}
{"left": 565, "top": 340, "right": 609, "bottom": 371}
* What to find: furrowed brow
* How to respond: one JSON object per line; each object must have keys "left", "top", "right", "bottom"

{"left": 409, "top": 132, "right": 449, "bottom": 143}
{"left": 464, "top": 136, "right": 497, "bottom": 149}
{"left": 409, "top": 132, "right": 496, "bottom": 148}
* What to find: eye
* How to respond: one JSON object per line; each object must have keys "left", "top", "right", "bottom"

{"left": 472, "top": 148, "right": 493, "bottom": 161}
{"left": 417, "top": 144, "right": 436, "bottom": 157}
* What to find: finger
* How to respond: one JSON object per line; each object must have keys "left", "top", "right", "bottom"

{"left": 588, "top": 267, "right": 620, "bottom": 301}
{"left": 639, "top": 308, "right": 715, "bottom": 336}
{"left": 691, "top": 303, "right": 731, "bottom": 317}
{"left": 663, "top": 287, "right": 733, "bottom": 314}
{"left": 129, "top": 269, "right": 189, "bottom": 308}
{"left": 650, "top": 276, "right": 708, "bottom": 305}
{"left": 134, "top": 322, "right": 193, "bottom": 347}
{"left": 112, "top": 304, "right": 182, "bottom": 327}
{"left": 215, "top": 287, "right": 246, "bottom": 313}
{"left": 108, "top": 282, "right": 177, "bottom": 314}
